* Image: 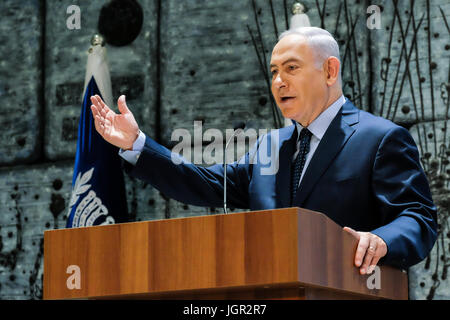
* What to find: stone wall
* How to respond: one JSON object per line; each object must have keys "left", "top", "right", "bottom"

{"left": 0, "top": 0, "right": 448, "bottom": 299}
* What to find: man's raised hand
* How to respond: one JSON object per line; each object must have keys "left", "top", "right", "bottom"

{"left": 90, "top": 94, "right": 140, "bottom": 150}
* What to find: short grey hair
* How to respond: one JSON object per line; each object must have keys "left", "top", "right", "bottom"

{"left": 279, "top": 27, "right": 342, "bottom": 83}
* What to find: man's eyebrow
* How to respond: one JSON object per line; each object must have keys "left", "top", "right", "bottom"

{"left": 270, "top": 58, "right": 303, "bottom": 68}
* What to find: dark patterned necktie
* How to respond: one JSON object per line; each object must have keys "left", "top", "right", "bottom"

{"left": 291, "top": 128, "right": 312, "bottom": 205}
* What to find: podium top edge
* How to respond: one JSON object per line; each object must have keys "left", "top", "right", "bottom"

{"left": 44, "top": 207, "right": 314, "bottom": 234}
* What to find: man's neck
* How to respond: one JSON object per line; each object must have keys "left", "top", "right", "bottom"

{"left": 297, "top": 90, "right": 343, "bottom": 127}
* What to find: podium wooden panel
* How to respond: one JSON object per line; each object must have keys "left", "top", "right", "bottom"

{"left": 44, "top": 208, "right": 408, "bottom": 300}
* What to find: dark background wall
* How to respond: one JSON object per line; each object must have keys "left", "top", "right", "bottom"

{"left": 0, "top": 0, "right": 448, "bottom": 299}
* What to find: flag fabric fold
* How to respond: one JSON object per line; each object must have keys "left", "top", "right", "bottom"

{"left": 66, "top": 44, "right": 128, "bottom": 228}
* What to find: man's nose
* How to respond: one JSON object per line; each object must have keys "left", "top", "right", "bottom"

{"left": 273, "top": 73, "right": 286, "bottom": 89}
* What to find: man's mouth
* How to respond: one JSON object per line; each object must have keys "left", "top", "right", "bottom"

{"left": 280, "top": 96, "right": 295, "bottom": 102}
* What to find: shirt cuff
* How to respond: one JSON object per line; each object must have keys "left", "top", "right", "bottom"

{"left": 118, "top": 130, "right": 146, "bottom": 166}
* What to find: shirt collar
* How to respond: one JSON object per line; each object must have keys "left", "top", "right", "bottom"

{"left": 295, "top": 95, "right": 346, "bottom": 141}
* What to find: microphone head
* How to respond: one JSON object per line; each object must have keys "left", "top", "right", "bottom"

{"left": 233, "top": 121, "right": 246, "bottom": 131}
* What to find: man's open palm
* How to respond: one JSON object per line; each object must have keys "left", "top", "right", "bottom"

{"left": 90, "top": 94, "right": 139, "bottom": 150}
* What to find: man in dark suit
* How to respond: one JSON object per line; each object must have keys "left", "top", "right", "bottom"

{"left": 90, "top": 27, "right": 437, "bottom": 274}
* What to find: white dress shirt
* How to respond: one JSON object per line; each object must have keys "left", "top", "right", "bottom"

{"left": 292, "top": 95, "right": 346, "bottom": 186}
{"left": 118, "top": 130, "right": 146, "bottom": 165}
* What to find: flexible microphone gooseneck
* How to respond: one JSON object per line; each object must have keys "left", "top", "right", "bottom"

{"left": 224, "top": 122, "right": 246, "bottom": 214}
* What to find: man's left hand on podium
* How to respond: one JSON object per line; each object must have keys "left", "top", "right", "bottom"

{"left": 343, "top": 227, "right": 388, "bottom": 275}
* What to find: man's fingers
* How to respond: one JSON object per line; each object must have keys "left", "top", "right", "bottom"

{"left": 345, "top": 229, "right": 388, "bottom": 275}
{"left": 95, "top": 94, "right": 107, "bottom": 109}
{"left": 91, "top": 102, "right": 109, "bottom": 137}
{"left": 354, "top": 236, "right": 369, "bottom": 268}
{"left": 90, "top": 104, "right": 99, "bottom": 117}
{"left": 117, "top": 95, "right": 130, "bottom": 114}
{"left": 90, "top": 96, "right": 103, "bottom": 116}
{"left": 90, "top": 95, "right": 102, "bottom": 110}
{"left": 90, "top": 105, "right": 100, "bottom": 126}
{"left": 344, "top": 227, "right": 368, "bottom": 268}
{"left": 95, "top": 95, "right": 109, "bottom": 117}
{"left": 360, "top": 238, "right": 378, "bottom": 274}
{"left": 93, "top": 114, "right": 104, "bottom": 136}
{"left": 368, "top": 253, "right": 382, "bottom": 275}
{"left": 367, "top": 238, "right": 387, "bottom": 274}
{"left": 343, "top": 226, "right": 360, "bottom": 240}
{"left": 91, "top": 95, "right": 112, "bottom": 117}
{"left": 98, "top": 95, "right": 114, "bottom": 114}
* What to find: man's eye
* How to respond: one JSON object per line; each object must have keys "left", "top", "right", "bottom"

{"left": 288, "top": 65, "right": 297, "bottom": 71}
{"left": 271, "top": 70, "right": 278, "bottom": 76}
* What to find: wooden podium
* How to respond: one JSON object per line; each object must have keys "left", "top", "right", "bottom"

{"left": 44, "top": 208, "right": 408, "bottom": 300}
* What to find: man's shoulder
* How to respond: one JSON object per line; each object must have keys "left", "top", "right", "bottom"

{"left": 347, "top": 101, "right": 405, "bottom": 135}
{"left": 342, "top": 101, "right": 417, "bottom": 152}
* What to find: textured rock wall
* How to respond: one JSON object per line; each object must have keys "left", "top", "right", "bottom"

{"left": 0, "top": 0, "right": 448, "bottom": 299}
{"left": 0, "top": 0, "right": 43, "bottom": 165}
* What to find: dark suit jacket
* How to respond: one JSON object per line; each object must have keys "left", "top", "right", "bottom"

{"left": 125, "top": 100, "right": 437, "bottom": 269}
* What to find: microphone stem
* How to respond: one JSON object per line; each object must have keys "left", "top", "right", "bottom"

{"left": 224, "top": 164, "right": 228, "bottom": 214}
{"left": 223, "top": 130, "right": 241, "bottom": 214}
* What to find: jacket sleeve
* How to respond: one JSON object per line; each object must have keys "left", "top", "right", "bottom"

{"left": 370, "top": 126, "right": 438, "bottom": 269}
{"left": 122, "top": 135, "right": 252, "bottom": 209}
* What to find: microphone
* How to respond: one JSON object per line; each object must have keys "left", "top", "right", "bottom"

{"left": 224, "top": 122, "right": 246, "bottom": 214}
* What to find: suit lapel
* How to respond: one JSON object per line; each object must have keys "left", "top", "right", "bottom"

{"left": 275, "top": 124, "right": 297, "bottom": 208}
{"left": 293, "top": 100, "right": 359, "bottom": 206}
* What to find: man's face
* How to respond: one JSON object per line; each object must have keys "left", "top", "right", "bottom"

{"left": 270, "top": 35, "right": 329, "bottom": 123}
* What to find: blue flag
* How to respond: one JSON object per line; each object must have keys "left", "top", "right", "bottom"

{"left": 66, "top": 49, "right": 128, "bottom": 227}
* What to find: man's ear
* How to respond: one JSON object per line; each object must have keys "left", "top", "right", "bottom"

{"left": 324, "top": 57, "right": 340, "bottom": 86}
